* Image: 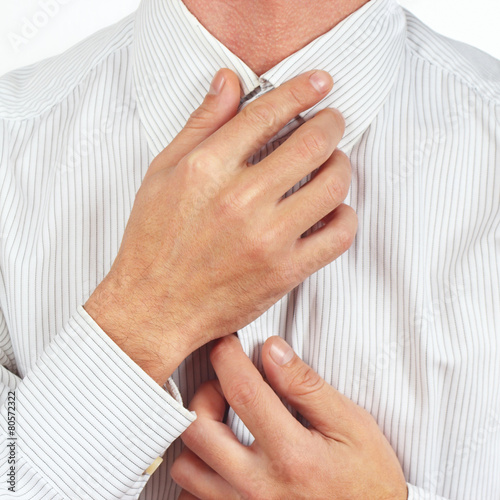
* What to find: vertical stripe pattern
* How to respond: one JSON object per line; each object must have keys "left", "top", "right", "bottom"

{"left": 0, "top": 0, "right": 498, "bottom": 499}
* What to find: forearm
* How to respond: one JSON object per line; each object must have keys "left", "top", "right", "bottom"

{"left": 0, "top": 305, "right": 195, "bottom": 499}
{"left": 83, "top": 274, "right": 191, "bottom": 387}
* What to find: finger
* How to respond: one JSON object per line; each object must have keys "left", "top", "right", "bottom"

{"left": 243, "top": 108, "right": 345, "bottom": 202}
{"left": 209, "top": 335, "right": 306, "bottom": 452}
{"left": 180, "top": 414, "right": 252, "bottom": 489}
{"left": 291, "top": 203, "right": 358, "bottom": 280}
{"left": 143, "top": 68, "right": 242, "bottom": 181}
{"left": 200, "top": 70, "right": 333, "bottom": 169}
{"left": 171, "top": 448, "right": 239, "bottom": 500}
{"left": 262, "top": 336, "right": 360, "bottom": 441}
{"left": 275, "top": 148, "right": 351, "bottom": 236}
{"left": 188, "top": 380, "right": 227, "bottom": 422}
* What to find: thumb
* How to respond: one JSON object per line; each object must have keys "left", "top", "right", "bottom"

{"left": 144, "top": 68, "right": 242, "bottom": 181}
{"left": 262, "top": 336, "right": 357, "bottom": 439}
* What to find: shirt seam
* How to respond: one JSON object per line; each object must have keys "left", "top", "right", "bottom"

{"left": 0, "top": 22, "right": 134, "bottom": 123}
{"left": 405, "top": 38, "right": 500, "bottom": 107}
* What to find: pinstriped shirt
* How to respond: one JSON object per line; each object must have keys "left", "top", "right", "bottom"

{"left": 0, "top": 0, "right": 499, "bottom": 498}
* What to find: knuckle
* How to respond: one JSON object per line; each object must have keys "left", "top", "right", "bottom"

{"left": 187, "top": 102, "right": 216, "bottom": 128}
{"left": 182, "top": 148, "right": 216, "bottom": 177}
{"left": 246, "top": 226, "right": 277, "bottom": 262}
{"left": 215, "top": 175, "right": 261, "bottom": 219}
{"left": 323, "top": 175, "right": 348, "bottom": 206}
{"left": 298, "top": 128, "right": 329, "bottom": 160}
{"left": 241, "top": 481, "right": 267, "bottom": 500}
{"left": 243, "top": 101, "right": 278, "bottom": 130}
{"left": 225, "top": 379, "right": 261, "bottom": 409}
{"left": 247, "top": 237, "right": 267, "bottom": 262}
{"left": 259, "top": 225, "right": 278, "bottom": 250}
{"left": 285, "top": 85, "right": 310, "bottom": 108}
{"left": 288, "top": 365, "right": 325, "bottom": 397}
{"left": 217, "top": 186, "right": 248, "bottom": 217}
{"left": 267, "top": 454, "right": 294, "bottom": 482}
{"left": 302, "top": 252, "right": 327, "bottom": 278}
{"left": 277, "top": 438, "right": 301, "bottom": 468}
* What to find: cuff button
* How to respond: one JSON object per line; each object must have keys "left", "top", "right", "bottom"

{"left": 143, "top": 456, "right": 163, "bottom": 475}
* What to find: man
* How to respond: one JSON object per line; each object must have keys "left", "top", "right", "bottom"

{"left": 0, "top": 0, "right": 498, "bottom": 498}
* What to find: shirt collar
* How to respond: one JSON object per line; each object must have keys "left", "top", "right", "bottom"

{"left": 132, "top": 0, "right": 407, "bottom": 158}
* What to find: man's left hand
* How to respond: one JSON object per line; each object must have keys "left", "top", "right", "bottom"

{"left": 171, "top": 334, "right": 408, "bottom": 500}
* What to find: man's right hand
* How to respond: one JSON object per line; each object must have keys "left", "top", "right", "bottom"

{"left": 83, "top": 68, "right": 357, "bottom": 385}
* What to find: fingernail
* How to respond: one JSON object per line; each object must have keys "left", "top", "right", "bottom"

{"left": 209, "top": 70, "right": 225, "bottom": 95}
{"left": 309, "top": 70, "right": 330, "bottom": 93}
{"left": 269, "top": 338, "right": 295, "bottom": 366}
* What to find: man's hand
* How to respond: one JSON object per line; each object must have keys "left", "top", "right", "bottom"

{"left": 83, "top": 68, "right": 357, "bottom": 385}
{"left": 171, "top": 335, "right": 408, "bottom": 500}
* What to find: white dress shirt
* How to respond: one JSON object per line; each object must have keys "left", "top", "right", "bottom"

{"left": 0, "top": 0, "right": 498, "bottom": 498}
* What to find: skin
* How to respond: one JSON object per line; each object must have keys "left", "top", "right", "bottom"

{"left": 84, "top": 0, "right": 405, "bottom": 496}
{"left": 181, "top": 0, "right": 370, "bottom": 76}
{"left": 84, "top": 69, "right": 355, "bottom": 385}
{"left": 171, "top": 335, "right": 408, "bottom": 499}
{"left": 166, "top": 2, "right": 407, "bottom": 497}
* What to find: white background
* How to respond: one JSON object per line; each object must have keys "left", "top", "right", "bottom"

{"left": 0, "top": 0, "right": 499, "bottom": 77}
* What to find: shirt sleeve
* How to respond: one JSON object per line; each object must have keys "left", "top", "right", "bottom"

{"left": 406, "top": 483, "right": 450, "bottom": 500}
{"left": 0, "top": 304, "right": 196, "bottom": 500}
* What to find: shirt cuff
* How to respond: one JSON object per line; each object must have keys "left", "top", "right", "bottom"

{"left": 16, "top": 305, "right": 196, "bottom": 500}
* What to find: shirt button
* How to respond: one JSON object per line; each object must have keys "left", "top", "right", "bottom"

{"left": 143, "top": 456, "right": 163, "bottom": 475}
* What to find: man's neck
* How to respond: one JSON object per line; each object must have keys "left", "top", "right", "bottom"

{"left": 182, "top": 0, "right": 370, "bottom": 77}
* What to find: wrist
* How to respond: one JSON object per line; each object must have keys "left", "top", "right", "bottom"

{"left": 83, "top": 274, "right": 190, "bottom": 386}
